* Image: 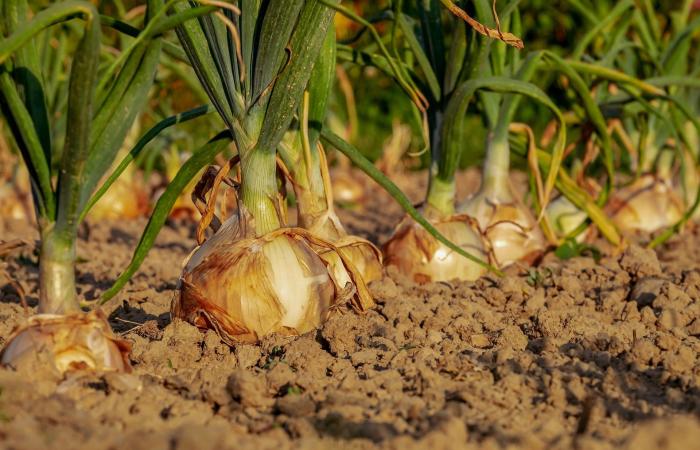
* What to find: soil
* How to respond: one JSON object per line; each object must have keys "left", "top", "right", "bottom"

{"left": 0, "top": 169, "right": 699, "bottom": 450}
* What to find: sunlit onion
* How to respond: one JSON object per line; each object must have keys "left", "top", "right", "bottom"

{"left": 383, "top": 214, "right": 487, "bottom": 283}
{"left": 0, "top": 163, "right": 33, "bottom": 223}
{"left": 173, "top": 214, "right": 374, "bottom": 345}
{"left": 0, "top": 185, "right": 30, "bottom": 222}
{"left": 88, "top": 174, "right": 149, "bottom": 220}
{"left": 0, "top": 311, "right": 132, "bottom": 375}
{"left": 305, "top": 210, "right": 383, "bottom": 284}
{"left": 608, "top": 175, "right": 684, "bottom": 233}
{"left": 331, "top": 170, "right": 365, "bottom": 205}
{"left": 458, "top": 191, "right": 545, "bottom": 268}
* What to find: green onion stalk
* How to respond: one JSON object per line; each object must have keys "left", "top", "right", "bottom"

{"left": 278, "top": 24, "right": 383, "bottom": 283}
{"left": 607, "top": 112, "right": 686, "bottom": 234}
{"left": 170, "top": 0, "right": 377, "bottom": 346}
{"left": 456, "top": 103, "right": 548, "bottom": 267}
{"left": 456, "top": 3, "right": 568, "bottom": 268}
{"left": 548, "top": 0, "right": 699, "bottom": 239}
{"left": 0, "top": 0, "right": 175, "bottom": 374}
{"left": 378, "top": 0, "right": 494, "bottom": 283}
{"left": 377, "top": 1, "right": 564, "bottom": 277}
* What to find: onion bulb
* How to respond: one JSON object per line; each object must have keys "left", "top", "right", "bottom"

{"left": 0, "top": 311, "right": 132, "bottom": 375}
{"left": 331, "top": 169, "right": 365, "bottom": 205}
{"left": 304, "top": 209, "right": 383, "bottom": 284}
{"left": 383, "top": 213, "right": 487, "bottom": 284}
{"left": 88, "top": 173, "right": 149, "bottom": 221}
{"left": 88, "top": 120, "right": 149, "bottom": 220}
{"left": 458, "top": 191, "right": 545, "bottom": 268}
{"left": 173, "top": 214, "right": 374, "bottom": 345}
{"left": 607, "top": 175, "right": 684, "bottom": 233}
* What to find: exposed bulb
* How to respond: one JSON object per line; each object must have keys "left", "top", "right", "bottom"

{"left": 608, "top": 175, "right": 684, "bottom": 233}
{"left": 173, "top": 214, "right": 374, "bottom": 345}
{"left": 1, "top": 311, "right": 132, "bottom": 375}
{"left": 459, "top": 189, "right": 545, "bottom": 268}
{"left": 383, "top": 212, "right": 487, "bottom": 284}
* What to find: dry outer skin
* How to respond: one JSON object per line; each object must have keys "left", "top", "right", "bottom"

{"left": 0, "top": 169, "right": 699, "bottom": 449}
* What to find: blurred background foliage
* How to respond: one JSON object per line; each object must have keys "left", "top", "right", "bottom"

{"left": 5, "top": 0, "right": 699, "bottom": 178}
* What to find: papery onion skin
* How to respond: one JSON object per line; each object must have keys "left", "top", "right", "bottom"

{"left": 305, "top": 211, "right": 383, "bottom": 284}
{"left": 0, "top": 311, "right": 132, "bottom": 374}
{"left": 608, "top": 175, "right": 684, "bottom": 233}
{"left": 318, "top": 237, "right": 383, "bottom": 289}
{"left": 383, "top": 215, "right": 487, "bottom": 284}
{"left": 337, "top": 238, "right": 383, "bottom": 283}
{"left": 174, "top": 220, "right": 373, "bottom": 345}
{"left": 459, "top": 195, "right": 546, "bottom": 268}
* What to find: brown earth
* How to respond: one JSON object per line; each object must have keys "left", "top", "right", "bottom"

{"left": 0, "top": 169, "right": 699, "bottom": 450}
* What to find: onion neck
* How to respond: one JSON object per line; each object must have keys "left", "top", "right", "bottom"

{"left": 240, "top": 149, "right": 282, "bottom": 235}
{"left": 479, "top": 127, "right": 512, "bottom": 201}
{"left": 426, "top": 167, "right": 455, "bottom": 217}
{"left": 295, "top": 157, "right": 329, "bottom": 227}
{"left": 39, "top": 225, "right": 80, "bottom": 314}
{"left": 657, "top": 149, "right": 673, "bottom": 182}
{"left": 279, "top": 133, "right": 329, "bottom": 229}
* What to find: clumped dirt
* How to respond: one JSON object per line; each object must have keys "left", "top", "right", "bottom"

{"left": 0, "top": 169, "right": 699, "bottom": 449}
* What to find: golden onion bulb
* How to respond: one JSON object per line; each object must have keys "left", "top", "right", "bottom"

{"left": 305, "top": 210, "right": 383, "bottom": 284}
{"left": 458, "top": 192, "right": 545, "bottom": 268}
{"left": 335, "top": 237, "right": 383, "bottom": 283}
{"left": 88, "top": 174, "right": 148, "bottom": 221}
{"left": 608, "top": 175, "right": 684, "bottom": 233}
{"left": 331, "top": 170, "right": 365, "bottom": 205}
{"left": 383, "top": 214, "right": 487, "bottom": 284}
{"left": 173, "top": 215, "right": 374, "bottom": 345}
{"left": 0, "top": 311, "right": 132, "bottom": 374}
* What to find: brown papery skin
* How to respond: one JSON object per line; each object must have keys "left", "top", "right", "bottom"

{"left": 0, "top": 310, "right": 132, "bottom": 375}
{"left": 174, "top": 234, "right": 336, "bottom": 345}
{"left": 305, "top": 212, "right": 384, "bottom": 284}
{"left": 174, "top": 218, "right": 374, "bottom": 345}
{"left": 459, "top": 194, "right": 546, "bottom": 269}
{"left": 482, "top": 203, "right": 546, "bottom": 268}
{"left": 383, "top": 215, "right": 487, "bottom": 284}
{"left": 608, "top": 175, "right": 685, "bottom": 234}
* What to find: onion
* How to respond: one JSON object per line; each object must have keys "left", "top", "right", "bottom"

{"left": 0, "top": 311, "right": 132, "bottom": 374}
{"left": 607, "top": 174, "right": 684, "bottom": 233}
{"left": 173, "top": 215, "right": 374, "bottom": 345}
{"left": 459, "top": 191, "right": 545, "bottom": 268}
{"left": 383, "top": 213, "right": 487, "bottom": 283}
{"left": 304, "top": 209, "right": 383, "bottom": 284}
{"left": 331, "top": 170, "right": 365, "bottom": 205}
{"left": 87, "top": 174, "right": 149, "bottom": 220}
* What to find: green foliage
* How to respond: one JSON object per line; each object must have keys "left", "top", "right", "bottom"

{"left": 554, "top": 239, "right": 601, "bottom": 262}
